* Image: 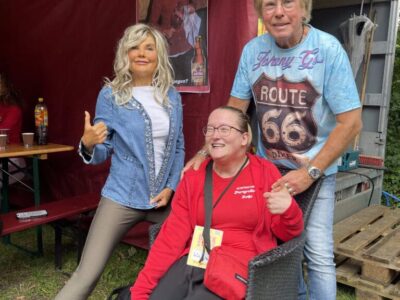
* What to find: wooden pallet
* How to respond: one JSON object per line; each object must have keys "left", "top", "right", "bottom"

{"left": 336, "top": 258, "right": 400, "bottom": 299}
{"left": 334, "top": 205, "right": 400, "bottom": 299}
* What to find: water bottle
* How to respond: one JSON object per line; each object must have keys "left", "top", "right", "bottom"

{"left": 34, "top": 97, "right": 48, "bottom": 145}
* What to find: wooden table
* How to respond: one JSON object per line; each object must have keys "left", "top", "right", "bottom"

{"left": 0, "top": 143, "right": 74, "bottom": 254}
{"left": 0, "top": 143, "right": 74, "bottom": 160}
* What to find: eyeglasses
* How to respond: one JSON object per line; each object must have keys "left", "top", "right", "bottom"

{"left": 262, "top": 0, "right": 296, "bottom": 14}
{"left": 203, "top": 125, "right": 244, "bottom": 137}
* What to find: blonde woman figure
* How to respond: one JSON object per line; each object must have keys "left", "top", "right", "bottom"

{"left": 55, "top": 23, "right": 184, "bottom": 300}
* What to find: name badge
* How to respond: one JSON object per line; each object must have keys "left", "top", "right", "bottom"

{"left": 187, "top": 225, "right": 223, "bottom": 269}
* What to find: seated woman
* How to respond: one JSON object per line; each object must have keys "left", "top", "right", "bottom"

{"left": 0, "top": 72, "right": 25, "bottom": 189}
{"left": 131, "top": 106, "right": 304, "bottom": 300}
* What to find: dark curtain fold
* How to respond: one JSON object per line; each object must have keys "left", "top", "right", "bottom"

{"left": 0, "top": 0, "right": 257, "bottom": 198}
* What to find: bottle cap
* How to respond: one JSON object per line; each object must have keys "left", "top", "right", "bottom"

{"left": 38, "top": 97, "right": 43, "bottom": 102}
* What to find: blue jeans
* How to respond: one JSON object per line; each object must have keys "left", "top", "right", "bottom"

{"left": 298, "top": 175, "right": 337, "bottom": 300}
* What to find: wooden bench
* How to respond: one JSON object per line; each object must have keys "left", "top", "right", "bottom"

{"left": 0, "top": 193, "right": 99, "bottom": 269}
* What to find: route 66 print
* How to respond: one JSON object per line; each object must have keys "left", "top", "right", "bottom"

{"left": 253, "top": 74, "right": 320, "bottom": 161}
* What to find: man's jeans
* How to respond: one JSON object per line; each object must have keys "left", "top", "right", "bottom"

{"left": 298, "top": 174, "right": 337, "bottom": 300}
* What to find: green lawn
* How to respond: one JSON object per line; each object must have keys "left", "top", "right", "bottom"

{"left": 0, "top": 226, "right": 146, "bottom": 299}
{"left": 0, "top": 225, "right": 355, "bottom": 299}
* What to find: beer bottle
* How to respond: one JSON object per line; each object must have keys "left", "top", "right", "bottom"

{"left": 34, "top": 97, "right": 48, "bottom": 145}
{"left": 191, "top": 36, "right": 206, "bottom": 86}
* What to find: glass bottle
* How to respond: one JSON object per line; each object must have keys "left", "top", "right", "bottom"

{"left": 191, "top": 36, "right": 206, "bottom": 86}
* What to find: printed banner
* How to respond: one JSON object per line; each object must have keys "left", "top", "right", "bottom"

{"left": 137, "top": 0, "right": 209, "bottom": 93}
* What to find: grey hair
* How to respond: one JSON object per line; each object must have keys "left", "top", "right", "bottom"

{"left": 105, "top": 23, "right": 174, "bottom": 106}
{"left": 253, "top": 0, "right": 313, "bottom": 24}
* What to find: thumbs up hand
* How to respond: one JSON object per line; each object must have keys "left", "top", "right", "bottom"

{"left": 263, "top": 186, "right": 293, "bottom": 215}
{"left": 81, "top": 111, "right": 108, "bottom": 153}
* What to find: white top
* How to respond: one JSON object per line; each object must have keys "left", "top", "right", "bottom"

{"left": 132, "top": 86, "right": 170, "bottom": 176}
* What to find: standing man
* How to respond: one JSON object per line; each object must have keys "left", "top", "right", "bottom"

{"left": 183, "top": 0, "right": 362, "bottom": 299}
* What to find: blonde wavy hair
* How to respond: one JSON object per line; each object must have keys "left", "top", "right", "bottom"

{"left": 105, "top": 23, "right": 174, "bottom": 106}
{"left": 253, "top": 0, "right": 313, "bottom": 23}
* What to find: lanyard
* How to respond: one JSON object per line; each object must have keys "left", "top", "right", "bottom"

{"left": 201, "top": 156, "right": 249, "bottom": 258}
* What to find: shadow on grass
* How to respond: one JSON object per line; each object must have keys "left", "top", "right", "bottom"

{"left": 337, "top": 283, "right": 355, "bottom": 300}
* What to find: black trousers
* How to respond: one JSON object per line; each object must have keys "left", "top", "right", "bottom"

{"left": 150, "top": 255, "right": 223, "bottom": 300}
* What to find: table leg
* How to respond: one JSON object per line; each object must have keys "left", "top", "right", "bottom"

{"left": 1, "top": 158, "right": 10, "bottom": 243}
{"left": 32, "top": 157, "right": 43, "bottom": 255}
{"left": 54, "top": 224, "right": 62, "bottom": 270}
{"left": 1, "top": 158, "right": 10, "bottom": 212}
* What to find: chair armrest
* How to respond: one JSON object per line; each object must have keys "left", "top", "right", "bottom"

{"left": 246, "top": 233, "right": 306, "bottom": 300}
{"left": 148, "top": 222, "right": 163, "bottom": 248}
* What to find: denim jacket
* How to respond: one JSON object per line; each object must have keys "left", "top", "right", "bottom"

{"left": 79, "top": 86, "right": 185, "bottom": 209}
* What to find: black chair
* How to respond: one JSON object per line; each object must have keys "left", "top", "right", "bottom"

{"left": 148, "top": 168, "right": 322, "bottom": 300}
{"left": 245, "top": 168, "right": 322, "bottom": 300}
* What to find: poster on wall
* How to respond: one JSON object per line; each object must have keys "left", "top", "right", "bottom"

{"left": 137, "top": 0, "right": 209, "bottom": 93}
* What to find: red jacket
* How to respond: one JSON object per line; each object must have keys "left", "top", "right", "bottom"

{"left": 0, "top": 104, "right": 22, "bottom": 144}
{"left": 131, "top": 154, "right": 303, "bottom": 299}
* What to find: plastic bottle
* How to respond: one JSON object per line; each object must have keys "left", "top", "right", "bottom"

{"left": 34, "top": 97, "right": 48, "bottom": 145}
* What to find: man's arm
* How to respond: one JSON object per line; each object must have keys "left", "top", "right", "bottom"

{"left": 227, "top": 96, "right": 250, "bottom": 112}
{"left": 272, "top": 108, "right": 363, "bottom": 194}
{"left": 309, "top": 108, "right": 362, "bottom": 171}
{"left": 181, "top": 96, "right": 250, "bottom": 174}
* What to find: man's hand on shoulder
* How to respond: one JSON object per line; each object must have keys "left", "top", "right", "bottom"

{"left": 181, "top": 150, "right": 208, "bottom": 178}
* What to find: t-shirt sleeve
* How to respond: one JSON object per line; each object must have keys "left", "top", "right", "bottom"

{"left": 323, "top": 40, "right": 361, "bottom": 114}
{"left": 231, "top": 44, "right": 253, "bottom": 100}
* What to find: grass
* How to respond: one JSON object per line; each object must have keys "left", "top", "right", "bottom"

{"left": 0, "top": 225, "right": 355, "bottom": 299}
{"left": 0, "top": 225, "right": 147, "bottom": 299}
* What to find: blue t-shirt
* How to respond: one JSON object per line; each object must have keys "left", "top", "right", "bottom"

{"left": 231, "top": 26, "right": 360, "bottom": 175}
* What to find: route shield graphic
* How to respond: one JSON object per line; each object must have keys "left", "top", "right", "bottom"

{"left": 253, "top": 74, "right": 320, "bottom": 164}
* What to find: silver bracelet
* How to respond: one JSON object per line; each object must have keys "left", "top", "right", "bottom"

{"left": 197, "top": 149, "right": 209, "bottom": 157}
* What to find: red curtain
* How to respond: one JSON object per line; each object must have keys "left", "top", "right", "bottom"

{"left": 0, "top": 0, "right": 257, "bottom": 199}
